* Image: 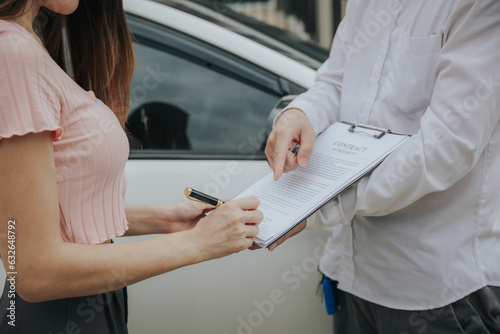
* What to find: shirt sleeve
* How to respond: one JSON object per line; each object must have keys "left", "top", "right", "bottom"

{"left": 276, "top": 6, "right": 350, "bottom": 135}
{"left": 317, "top": 0, "right": 500, "bottom": 227}
{"left": 0, "top": 30, "right": 62, "bottom": 141}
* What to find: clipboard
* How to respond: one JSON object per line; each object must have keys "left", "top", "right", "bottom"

{"left": 233, "top": 121, "right": 410, "bottom": 248}
{"left": 343, "top": 121, "right": 391, "bottom": 138}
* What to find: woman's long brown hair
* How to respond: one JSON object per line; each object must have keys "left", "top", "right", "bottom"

{"left": 0, "top": 0, "right": 135, "bottom": 127}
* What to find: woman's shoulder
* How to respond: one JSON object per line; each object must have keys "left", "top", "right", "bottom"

{"left": 0, "top": 19, "right": 64, "bottom": 97}
{"left": 0, "top": 19, "right": 50, "bottom": 68}
{"left": 0, "top": 21, "right": 63, "bottom": 142}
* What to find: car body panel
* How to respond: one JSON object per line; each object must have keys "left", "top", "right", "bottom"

{"left": 123, "top": 160, "right": 333, "bottom": 333}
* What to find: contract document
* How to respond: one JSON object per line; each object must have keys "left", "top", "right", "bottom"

{"left": 233, "top": 121, "right": 410, "bottom": 247}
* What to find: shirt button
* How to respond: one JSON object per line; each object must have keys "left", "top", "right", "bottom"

{"left": 387, "top": 22, "right": 395, "bottom": 30}
{"left": 373, "top": 71, "right": 381, "bottom": 80}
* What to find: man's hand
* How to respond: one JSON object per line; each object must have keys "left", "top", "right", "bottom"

{"left": 268, "top": 221, "right": 307, "bottom": 251}
{"left": 265, "top": 108, "right": 315, "bottom": 181}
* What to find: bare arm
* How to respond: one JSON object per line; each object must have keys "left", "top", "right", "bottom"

{"left": 0, "top": 132, "right": 262, "bottom": 303}
{"left": 123, "top": 200, "right": 213, "bottom": 236}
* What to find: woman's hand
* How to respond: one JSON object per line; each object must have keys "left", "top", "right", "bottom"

{"left": 162, "top": 200, "right": 215, "bottom": 233}
{"left": 124, "top": 200, "right": 215, "bottom": 236}
{"left": 187, "top": 196, "right": 263, "bottom": 261}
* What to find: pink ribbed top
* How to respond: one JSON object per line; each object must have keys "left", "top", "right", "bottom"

{"left": 0, "top": 20, "right": 129, "bottom": 244}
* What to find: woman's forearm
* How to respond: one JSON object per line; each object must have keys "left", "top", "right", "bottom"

{"left": 20, "top": 231, "right": 202, "bottom": 302}
{"left": 18, "top": 196, "right": 261, "bottom": 303}
{"left": 123, "top": 204, "right": 169, "bottom": 236}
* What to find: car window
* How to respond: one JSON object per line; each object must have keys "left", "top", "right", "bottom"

{"left": 126, "top": 15, "right": 295, "bottom": 159}
{"left": 129, "top": 41, "right": 278, "bottom": 154}
{"left": 152, "top": 0, "right": 329, "bottom": 69}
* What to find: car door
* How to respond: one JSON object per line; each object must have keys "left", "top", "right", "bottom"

{"left": 120, "top": 13, "right": 332, "bottom": 334}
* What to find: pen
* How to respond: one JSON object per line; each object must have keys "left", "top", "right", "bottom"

{"left": 291, "top": 144, "right": 300, "bottom": 156}
{"left": 184, "top": 187, "right": 225, "bottom": 207}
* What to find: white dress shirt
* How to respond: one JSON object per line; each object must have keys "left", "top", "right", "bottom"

{"left": 285, "top": 0, "right": 500, "bottom": 310}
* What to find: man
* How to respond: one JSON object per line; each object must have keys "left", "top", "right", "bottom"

{"left": 266, "top": 1, "right": 500, "bottom": 333}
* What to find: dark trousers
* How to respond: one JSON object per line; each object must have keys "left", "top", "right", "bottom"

{"left": 333, "top": 286, "right": 500, "bottom": 334}
{"left": 0, "top": 280, "right": 128, "bottom": 334}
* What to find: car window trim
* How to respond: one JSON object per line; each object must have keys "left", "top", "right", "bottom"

{"left": 128, "top": 150, "right": 267, "bottom": 160}
{"left": 126, "top": 13, "right": 284, "bottom": 96}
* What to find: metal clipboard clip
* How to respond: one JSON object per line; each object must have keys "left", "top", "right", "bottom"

{"left": 342, "top": 121, "right": 392, "bottom": 139}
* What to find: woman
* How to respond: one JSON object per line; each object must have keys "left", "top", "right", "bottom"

{"left": 0, "top": 0, "right": 263, "bottom": 332}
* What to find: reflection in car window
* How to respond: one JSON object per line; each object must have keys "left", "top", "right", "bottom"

{"left": 127, "top": 42, "right": 279, "bottom": 154}
{"left": 152, "top": 0, "right": 329, "bottom": 69}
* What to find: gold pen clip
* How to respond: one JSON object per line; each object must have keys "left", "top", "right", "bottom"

{"left": 184, "top": 187, "right": 224, "bottom": 207}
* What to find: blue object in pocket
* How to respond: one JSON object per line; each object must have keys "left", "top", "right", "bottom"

{"left": 322, "top": 276, "right": 338, "bottom": 315}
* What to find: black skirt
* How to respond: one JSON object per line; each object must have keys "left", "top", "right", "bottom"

{"left": 0, "top": 279, "right": 128, "bottom": 333}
